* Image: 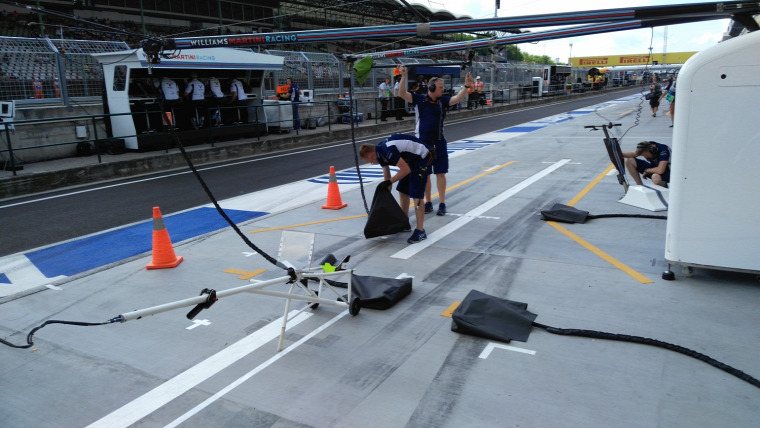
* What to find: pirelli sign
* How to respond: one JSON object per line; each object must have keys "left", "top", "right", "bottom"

{"left": 571, "top": 52, "right": 697, "bottom": 67}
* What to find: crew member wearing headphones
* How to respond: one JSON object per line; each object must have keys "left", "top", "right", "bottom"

{"left": 622, "top": 141, "right": 672, "bottom": 187}
{"left": 397, "top": 64, "right": 472, "bottom": 217}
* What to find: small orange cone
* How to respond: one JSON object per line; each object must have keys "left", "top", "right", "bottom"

{"left": 322, "top": 166, "right": 348, "bottom": 210}
{"left": 163, "top": 111, "right": 174, "bottom": 126}
{"left": 146, "top": 206, "right": 183, "bottom": 269}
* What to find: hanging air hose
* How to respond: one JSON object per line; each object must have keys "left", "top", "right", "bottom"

{"left": 165, "top": 129, "right": 287, "bottom": 271}
{"left": 1, "top": 124, "right": 294, "bottom": 350}
{"left": 346, "top": 57, "right": 371, "bottom": 215}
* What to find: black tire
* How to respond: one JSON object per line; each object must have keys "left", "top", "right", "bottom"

{"left": 349, "top": 297, "right": 361, "bottom": 316}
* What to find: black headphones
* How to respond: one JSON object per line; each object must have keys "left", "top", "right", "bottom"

{"left": 428, "top": 77, "right": 439, "bottom": 92}
{"left": 637, "top": 141, "right": 658, "bottom": 154}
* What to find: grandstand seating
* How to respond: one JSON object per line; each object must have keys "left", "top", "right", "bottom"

{"left": 0, "top": 35, "right": 128, "bottom": 101}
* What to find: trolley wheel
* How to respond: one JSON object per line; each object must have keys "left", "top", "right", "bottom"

{"left": 349, "top": 297, "right": 361, "bottom": 316}
{"left": 307, "top": 290, "right": 319, "bottom": 309}
{"left": 682, "top": 266, "right": 694, "bottom": 277}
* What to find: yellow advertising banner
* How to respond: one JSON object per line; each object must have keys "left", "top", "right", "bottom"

{"left": 570, "top": 52, "right": 697, "bottom": 67}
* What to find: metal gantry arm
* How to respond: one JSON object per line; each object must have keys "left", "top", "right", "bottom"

{"left": 156, "top": 1, "right": 760, "bottom": 61}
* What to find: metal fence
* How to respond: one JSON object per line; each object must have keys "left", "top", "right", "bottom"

{"left": 266, "top": 50, "right": 342, "bottom": 95}
{"left": 0, "top": 36, "right": 583, "bottom": 105}
{"left": 0, "top": 37, "right": 129, "bottom": 104}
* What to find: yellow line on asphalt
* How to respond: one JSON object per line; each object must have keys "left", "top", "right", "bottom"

{"left": 549, "top": 164, "right": 652, "bottom": 284}
{"left": 430, "top": 160, "right": 518, "bottom": 199}
{"left": 224, "top": 268, "right": 267, "bottom": 280}
{"left": 441, "top": 301, "right": 461, "bottom": 318}
{"left": 250, "top": 160, "right": 518, "bottom": 233}
{"left": 619, "top": 109, "right": 634, "bottom": 118}
{"left": 547, "top": 221, "right": 652, "bottom": 284}
{"left": 250, "top": 214, "right": 368, "bottom": 234}
{"left": 566, "top": 164, "right": 614, "bottom": 206}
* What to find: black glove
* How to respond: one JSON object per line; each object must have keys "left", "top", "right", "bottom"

{"left": 380, "top": 180, "right": 392, "bottom": 189}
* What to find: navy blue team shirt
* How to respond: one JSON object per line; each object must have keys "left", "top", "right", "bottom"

{"left": 375, "top": 134, "right": 431, "bottom": 198}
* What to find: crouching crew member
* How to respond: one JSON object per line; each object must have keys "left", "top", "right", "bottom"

{"left": 622, "top": 141, "right": 672, "bottom": 188}
{"left": 360, "top": 134, "right": 434, "bottom": 244}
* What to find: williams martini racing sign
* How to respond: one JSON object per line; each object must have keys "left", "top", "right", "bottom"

{"left": 176, "top": 33, "right": 298, "bottom": 49}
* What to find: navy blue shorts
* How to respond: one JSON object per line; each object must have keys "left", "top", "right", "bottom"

{"left": 428, "top": 139, "right": 449, "bottom": 175}
{"left": 635, "top": 158, "right": 670, "bottom": 183}
{"left": 396, "top": 160, "right": 430, "bottom": 199}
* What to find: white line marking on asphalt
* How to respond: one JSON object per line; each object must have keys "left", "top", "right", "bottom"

{"left": 390, "top": 159, "right": 571, "bottom": 259}
{"left": 85, "top": 310, "right": 312, "bottom": 428}
{"left": 478, "top": 342, "right": 536, "bottom": 359}
{"left": 446, "top": 213, "right": 500, "bottom": 220}
{"left": 185, "top": 319, "right": 211, "bottom": 330}
{"left": 163, "top": 310, "right": 349, "bottom": 428}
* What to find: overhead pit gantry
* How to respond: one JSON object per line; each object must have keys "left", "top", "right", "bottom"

{"left": 142, "top": 1, "right": 760, "bottom": 63}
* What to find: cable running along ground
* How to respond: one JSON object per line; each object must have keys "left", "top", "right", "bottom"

{"left": 0, "top": 319, "right": 111, "bottom": 349}
{"left": 532, "top": 321, "right": 760, "bottom": 390}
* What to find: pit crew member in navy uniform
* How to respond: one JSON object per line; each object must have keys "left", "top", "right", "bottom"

{"left": 360, "top": 134, "right": 434, "bottom": 244}
{"left": 397, "top": 64, "right": 472, "bottom": 216}
{"left": 623, "top": 141, "right": 672, "bottom": 187}
{"left": 287, "top": 77, "right": 301, "bottom": 130}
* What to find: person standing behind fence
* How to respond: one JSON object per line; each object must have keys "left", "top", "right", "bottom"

{"left": 398, "top": 64, "right": 472, "bottom": 217}
{"left": 184, "top": 73, "right": 206, "bottom": 128}
{"left": 33, "top": 76, "right": 43, "bottom": 99}
{"left": 660, "top": 76, "right": 676, "bottom": 128}
{"left": 378, "top": 77, "right": 391, "bottom": 121}
{"left": 393, "top": 75, "right": 404, "bottom": 120}
{"left": 157, "top": 76, "right": 181, "bottom": 128}
{"left": 206, "top": 76, "right": 225, "bottom": 126}
{"left": 287, "top": 77, "right": 301, "bottom": 130}
{"left": 229, "top": 78, "right": 248, "bottom": 124}
{"left": 413, "top": 75, "right": 427, "bottom": 94}
{"left": 647, "top": 81, "right": 662, "bottom": 117}
{"left": 472, "top": 76, "right": 484, "bottom": 109}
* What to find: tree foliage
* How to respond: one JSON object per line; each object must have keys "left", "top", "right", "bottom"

{"left": 453, "top": 34, "right": 556, "bottom": 65}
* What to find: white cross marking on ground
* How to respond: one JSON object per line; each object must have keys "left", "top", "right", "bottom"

{"left": 186, "top": 319, "right": 211, "bottom": 330}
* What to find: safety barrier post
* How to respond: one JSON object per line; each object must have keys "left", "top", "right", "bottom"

{"left": 327, "top": 100, "right": 332, "bottom": 132}
{"left": 91, "top": 116, "right": 102, "bottom": 163}
{"left": 254, "top": 104, "right": 261, "bottom": 141}
{"left": 293, "top": 100, "right": 299, "bottom": 136}
{"left": 3, "top": 122, "right": 18, "bottom": 175}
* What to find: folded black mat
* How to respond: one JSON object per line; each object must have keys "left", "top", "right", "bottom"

{"left": 540, "top": 203, "right": 590, "bottom": 223}
{"left": 451, "top": 289, "right": 537, "bottom": 343}
{"left": 328, "top": 273, "right": 412, "bottom": 310}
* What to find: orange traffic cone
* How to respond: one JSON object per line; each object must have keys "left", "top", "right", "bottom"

{"left": 321, "top": 166, "right": 348, "bottom": 210}
{"left": 146, "top": 206, "right": 183, "bottom": 269}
